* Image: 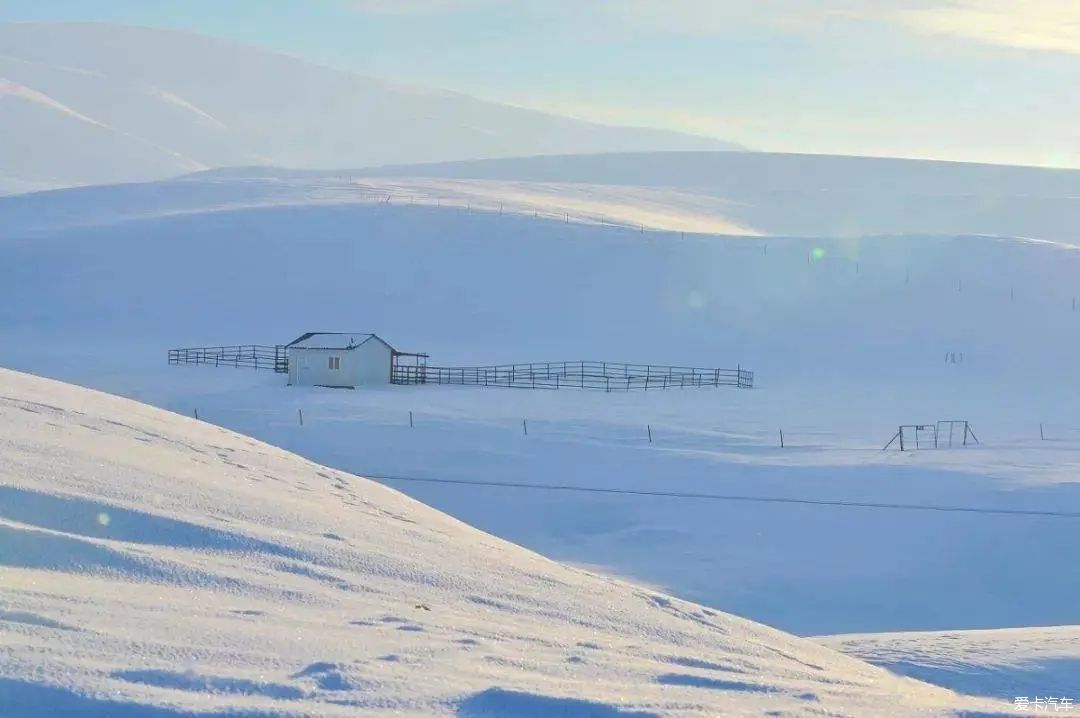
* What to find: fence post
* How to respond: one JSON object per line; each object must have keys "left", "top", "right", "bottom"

{"left": 298, "top": 409, "right": 304, "bottom": 426}
{"left": 1040, "top": 422, "right": 1045, "bottom": 441}
{"left": 647, "top": 424, "right": 652, "bottom": 443}
{"left": 409, "top": 411, "right": 414, "bottom": 428}
{"left": 194, "top": 408, "right": 199, "bottom": 421}
{"left": 779, "top": 428, "right": 784, "bottom": 448}
{"left": 523, "top": 419, "right": 528, "bottom": 436}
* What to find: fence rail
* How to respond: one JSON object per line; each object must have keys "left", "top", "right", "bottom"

{"left": 169, "top": 346, "right": 752, "bottom": 391}
{"left": 391, "top": 360, "right": 753, "bottom": 391}
{"left": 168, "top": 345, "right": 287, "bottom": 373}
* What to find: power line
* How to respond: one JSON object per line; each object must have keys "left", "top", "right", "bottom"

{"left": 364, "top": 473, "right": 1080, "bottom": 520}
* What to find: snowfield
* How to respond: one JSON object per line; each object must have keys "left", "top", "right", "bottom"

{"left": 818, "top": 627, "right": 1080, "bottom": 704}
{"left": 0, "top": 368, "right": 1006, "bottom": 716}
{"left": 4, "top": 159, "right": 1080, "bottom": 706}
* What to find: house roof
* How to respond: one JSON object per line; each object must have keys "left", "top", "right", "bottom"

{"left": 286, "top": 332, "right": 394, "bottom": 351}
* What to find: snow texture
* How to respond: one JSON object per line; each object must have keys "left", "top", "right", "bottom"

{"left": 0, "top": 368, "right": 1000, "bottom": 716}
{"left": 3, "top": 158, "right": 1080, "bottom": 708}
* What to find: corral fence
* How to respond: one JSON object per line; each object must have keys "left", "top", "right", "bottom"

{"left": 168, "top": 346, "right": 752, "bottom": 392}
{"left": 168, "top": 345, "right": 287, "bottom": 373}
{"left": 391, "top": 360, "right": 753, "bottom": 391}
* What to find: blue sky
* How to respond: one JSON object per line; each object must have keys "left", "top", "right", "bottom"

{"left": 2, "top": 0, "right": 1078, "bottom": 167}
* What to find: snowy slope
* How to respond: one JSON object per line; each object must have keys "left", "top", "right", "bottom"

{"left": 817, "top": 627, "right": 1080, "bottom": 702}
{"left": 11, "top": 149, "right": 1077, "bottom": 242}
{"left": 0, "top": 367, "right": 1001, "bottom": 717}
{"left": 5, "top": 192, "right": 1080, "bottom": 645}
{"left": 0, "top": 23, "right": 740, "bottom": 191}
{"left": 356, "top": 151, "right": 1080, "bottom": 243}
{"left": 9, "top": 152, "right": 1080, "bottom": 244}
{"left": 5, "top": 173, "right": 1080, "bottom": 706}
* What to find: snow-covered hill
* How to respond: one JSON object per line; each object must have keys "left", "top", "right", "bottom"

{"left": 8, "top": 149, "right": 1080, "bottom": 243}
{"left": 4, "top": 170, "right": 1080, "bottom": 702}
{"left": 13, "top": 149, "right": 1075, "bottom": 241}
{"left": 355, "top": 151, "right": 1080, "bottom": 243}
{"left": 818, "top": 626, "right": 1080, "bottom": 703}
{"left": 0, "top": 23, "right": 740, "bottom": 192}
{"left": 0, "top": 367, "right": 1001, "bottom": 717}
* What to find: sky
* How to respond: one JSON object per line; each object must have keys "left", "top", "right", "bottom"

{"left": 1, "top": 0, "right": 1078, "bottom": 167}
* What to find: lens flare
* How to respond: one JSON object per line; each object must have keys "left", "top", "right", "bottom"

{"left": 812, "top": 247, "right": 826, "bottom": 261}
{"left": 97, "top": 512, "right": 111, "bottom": 527}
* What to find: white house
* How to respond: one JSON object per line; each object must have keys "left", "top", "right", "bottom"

{"left": 285, "top": 332, "right": 395, "bottom": 388}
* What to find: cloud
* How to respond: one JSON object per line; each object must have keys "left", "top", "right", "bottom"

{"left": 596, "top": 0, "right": 873, "bottom": 36}
{"left": 893, "top": 0, "right": 1080, "bottom": 55}
{"left": 344, "top": 0, "right": 1080, "bottom": 55}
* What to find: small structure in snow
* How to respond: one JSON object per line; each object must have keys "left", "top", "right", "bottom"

{"left": 169, "top": 336, "right": 750, "bottom": 392}
{"left": 286, "top": 332, "right": 400, "bottom": 388}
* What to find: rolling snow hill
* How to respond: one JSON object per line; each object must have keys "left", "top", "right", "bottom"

{"left": 8, "top": 149, "right": 1080, "bottom": 244}
{"left": 0, "top": 23, "right": 740, "bottom": 193}
{"left": 0, "top": 367, "right": 1002, "bottom": 717}
{"left": 356, "top": 151, "right": 1080, "bottom": 243}
{"left": 818, "top": 626, "right": 1080, "bottom": 704}
{"left": 4, "top": 172, "right": 1080, "bottom": 701}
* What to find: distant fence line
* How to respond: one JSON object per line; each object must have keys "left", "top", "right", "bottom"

{"left": 168, "top": 345, "right": 287, "bottom": 373}
{"left": 168, "top": 347, "right": 752, "bottom": 392}
{"left": 391, "top": 360, "right": 753, "bottom": 391}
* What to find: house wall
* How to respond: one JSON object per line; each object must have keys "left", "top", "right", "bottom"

{"left": 349, "top": 339, "right": 393, "bottom": 385}
{"left": 287, "top": 341, "right": 392, "bottom": 387}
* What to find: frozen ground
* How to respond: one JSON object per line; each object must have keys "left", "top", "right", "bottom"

{"left": 0, "top": 367, "right": 1008, "bottom": 717}
{"left": 818, "top": 627, "right": 1080, "bottom": 703}
{"left": 3, "top": 171, "right": 1080, "bottom": 703}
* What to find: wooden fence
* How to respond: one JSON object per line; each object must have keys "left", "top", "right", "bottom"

{"left": 168, "top": 347, "right": 753, "bottom": 392}
{"left": 168, "top": 345, "right": 287, "bottom": 373}
{"left": 391, "top": 360, "right": 752, "bottom": 391}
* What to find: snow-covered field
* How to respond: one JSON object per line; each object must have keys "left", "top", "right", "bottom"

{"left": 1, "top": 367, "right": 1008, "bottom": 717}
{"left": 9, "top": 149, "right": 1080, "bottom": 243}
{"left": 3, "top": 163, "right": 1080, "bottom": 706}
{"left": 819, "top": 627, "right": 1080, "bottom": 704}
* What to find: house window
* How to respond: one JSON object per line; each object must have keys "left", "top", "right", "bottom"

{"left": 328, "top": 356, "right": 341, "bottom": 370}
